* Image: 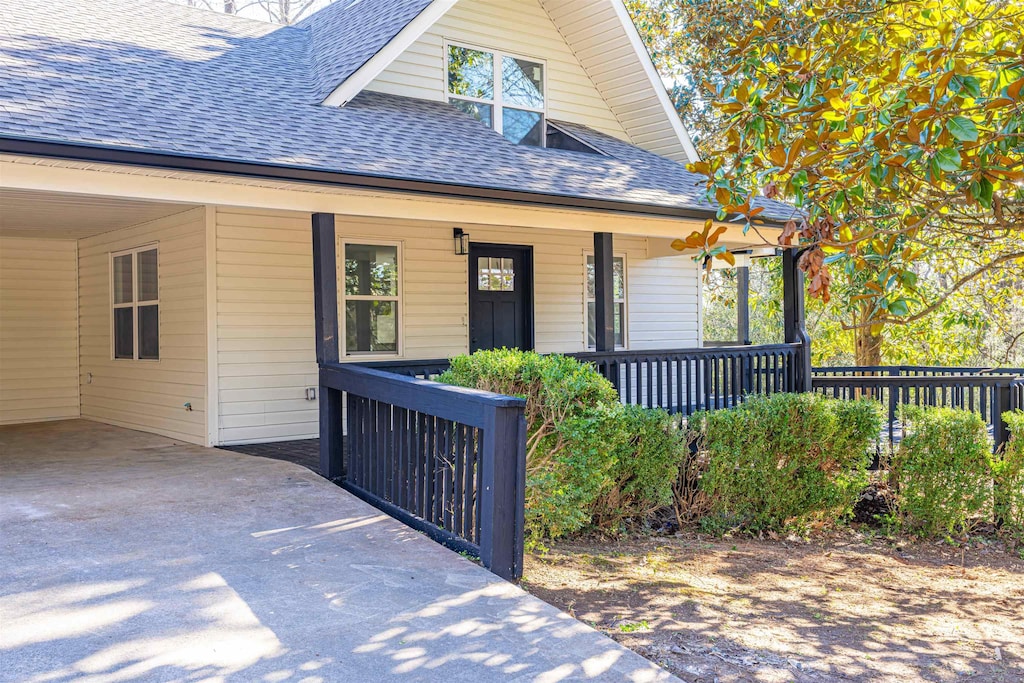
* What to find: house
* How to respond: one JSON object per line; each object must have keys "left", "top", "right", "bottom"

{"left": 1, "top": 0, "right": 810, "bottom": 577}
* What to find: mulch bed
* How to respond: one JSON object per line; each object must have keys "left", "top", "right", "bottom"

{"left": 523, "top": 530, "right": 1024, "bottom": 682}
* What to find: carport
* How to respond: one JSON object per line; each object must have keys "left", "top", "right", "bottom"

{"left": 0, "top": 420, "right": 672, "bottom": 682}
{"left": 0, "top": 187, "right": 207, "bottom": 443}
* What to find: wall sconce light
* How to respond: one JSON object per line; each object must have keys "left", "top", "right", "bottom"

{"left": 453, "top": 227, "right": 470, "bottom": 255}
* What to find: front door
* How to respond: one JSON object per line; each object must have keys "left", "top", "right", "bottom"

{"left": 469, "top": 244, "right": 533, "bottom": 352}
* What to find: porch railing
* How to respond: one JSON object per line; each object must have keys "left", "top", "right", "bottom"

{"left": 319, "top": 363, "right": 527, "bottom": 580}
{"left": 570, "top": 343, "right": 803, "bottom": 414}
{"left": 811, "top": 368, "right": 1023, "bottom": 453}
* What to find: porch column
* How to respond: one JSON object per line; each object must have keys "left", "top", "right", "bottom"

{"left": 737, "top": 265, "right": 751, "bottom": 345}
{"left": 782, "top": 248, "right": 813, "bottom": 392}
{"left": 312, "top": 212, "right": 345, "bottom": 479}
{"left": 593, "top": 232, "right": 615, "bottom": 352}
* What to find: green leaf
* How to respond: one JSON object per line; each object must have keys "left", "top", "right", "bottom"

{"left": 976, "top": 177, "right": 994, "bottom": 209}
{"left": 946, "top": 116, "right": 978, "bottom": 142}
{"left": 888, "top": 298, "right": 910, "bottom": 316}
{"left": 933, "top": 148, "right": 961, "bottom": 172}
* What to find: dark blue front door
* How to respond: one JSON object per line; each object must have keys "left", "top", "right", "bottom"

{"left": 469, "top": 244, "right": 532, "bottom": 352}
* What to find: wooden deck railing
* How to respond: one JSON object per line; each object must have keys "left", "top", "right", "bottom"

{"left": 811, "top": 368, "right": 1023, "bottom": 453}
{"left": 570, "top": 343, "right": 803, "bottom": 414}
{"left": 319, "top": 363, "right": 526, "bottom": 580}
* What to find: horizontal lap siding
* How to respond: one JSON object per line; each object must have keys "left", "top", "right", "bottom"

{"left": 213, "top": 209, "right": 701, "bottom": 444}
{"left": 78, "top": 208, "right": 207, "bottom": 444}
{"left": 367, "top": 0, "right": 630, "bottom": 141}
{"left": 629, "top": 252, "right": 701, "bottom": 349}
{"left": 0, "top": 237, "right": 80, "bottom": 424}
{"left": 215, "top": 208, "right": 318, "bottom": 444}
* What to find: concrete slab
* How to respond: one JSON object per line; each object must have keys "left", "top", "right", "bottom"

{"left": 0, "top": 420, "right": 675, "bottom": 683}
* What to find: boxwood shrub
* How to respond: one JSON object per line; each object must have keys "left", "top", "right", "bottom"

{"left": 995, "top": 410, "right": 1024, "bottom": 533}
{"left": 689, "top": 392, "right": 881, "bottom": 534}
{"left": 439, "top": 349, "right": 680, "bottom": 546}
{"left": 891, "top": 406, "right": 993, "bottom": 537}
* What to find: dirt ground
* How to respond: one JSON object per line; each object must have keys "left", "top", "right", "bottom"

{"left": 523, "top": 532, "right": 1024, "bottom": 682}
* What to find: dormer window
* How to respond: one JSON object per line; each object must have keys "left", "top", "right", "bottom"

{"left": 447, "top": 43, "right": 545, "bottom": 147}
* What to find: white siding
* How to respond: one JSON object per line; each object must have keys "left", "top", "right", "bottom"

{"left": 78, "top": 208, "right": 207, "bottom": 444}
{"left": 214, "top": 208, "right": 701, "bottom": 444}
{"left": 214, "top": 207, "right": 319, "bottom": 444}
{"left": 367, "top": 0, "right": 631, "bottom": 140}
{"left": 541, "top": 0, "right": 695, "bottom": 162}
{"left": 0, "top": 237, "right": 80, "bottom": 424}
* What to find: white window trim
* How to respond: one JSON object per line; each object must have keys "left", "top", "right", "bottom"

{"left": 109, "top": 243, "right": 160, "bottom": 362}
{"left": 444, "top": 39, "right": 547, "bottom": 146}
{"left": 584, "top": 250, "right": 628, "bottom": 350}
{"left": 340, "top": 239, "right": 404, "bottom": 359}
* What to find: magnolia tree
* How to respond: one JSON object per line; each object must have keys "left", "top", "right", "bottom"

{"left": 631, "top": 0, "right": 1024, "bottom": 364}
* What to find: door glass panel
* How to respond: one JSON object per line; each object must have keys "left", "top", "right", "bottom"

{"left": 113, "top": 307, "right": 134, "bottom": 359}
{"left": 478, "top": 256, "right": 515, "bottom": 291}
{"left": 345, "top": 300, "right": 397, "bottom": 353}
{"left": 137, "top": 249, "right": 158, "bottom": 302}
{"left": 501, "top": 257, "right": 515, "bottom": 291}
{"left": 137, "top": 304, "right": 159, "bottom": 360}
{"left": 345, "top": 244, "right": 398, "bottom": 296}
{"left": 113, "top": 254, "right": 133, "bottom": 304}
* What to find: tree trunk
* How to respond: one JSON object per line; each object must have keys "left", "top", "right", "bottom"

{"left": 224, "top": 1, "right": 236, "bottom": 13}
{"left": 854, "top": 324, "right": 883, "bottom": 367}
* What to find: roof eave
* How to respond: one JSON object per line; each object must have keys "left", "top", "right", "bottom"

{"left": 0, "top": 136, "right": 783, "bottom": 226}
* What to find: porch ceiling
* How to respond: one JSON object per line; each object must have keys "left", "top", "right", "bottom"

{"left": 0, "top": 188, "right": 197, "bottom": 239}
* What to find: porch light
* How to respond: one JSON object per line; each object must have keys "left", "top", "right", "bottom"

{"left": 453, "top": 228, "right": 470, "bottom": 255}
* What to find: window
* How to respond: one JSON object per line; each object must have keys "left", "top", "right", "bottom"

{"left": 477, "top": 256, "right": 515, "bottom": 291}
{"left": 447, "top": 43, "right": 545, "bottom": 146}
{"left": 111, "top": 246, "right": 159, "bottom": 360}
{"left": 586, "top": 254, "right": 626, "bottom": 348}
{"left": 344, "top": 243, "right": 400, "bottom": 355}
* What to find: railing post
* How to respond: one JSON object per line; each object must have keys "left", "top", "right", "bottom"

{"left": 737, "top": 265, "right": 751, "bottom": 345}
{"left": 782, "top": 248, "right": 812, "bottom": 393}
{"left": 993, "top": 380, "right": 1011, "bottom": 454}
{"left": 312, "top": 212, "right": 345, "bottom": 480}
{"left": 479, "top": 405, "right": 526, "bottom": 580}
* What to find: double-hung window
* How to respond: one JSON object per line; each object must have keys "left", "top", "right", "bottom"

{"left": 586, "top": 254, "right": 626, "bottom": 349}
{"left": 447, "top": 43, "right": 546, "bottom": 147}
{"left": 111, "top": 245, "right": 159, "bottom": 360}
{"left": 343, "top": 242, "right": 401, "bottom": 355}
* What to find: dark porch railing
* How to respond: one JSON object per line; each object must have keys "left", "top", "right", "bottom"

{"left": 570, "top": 343, "right": 803, "bottom": 414}
{"left": 811, "top": 367, "right": 1023, "bottom": 453}
{"left": 319, "top": 363, "right": 527, "bottom": 580}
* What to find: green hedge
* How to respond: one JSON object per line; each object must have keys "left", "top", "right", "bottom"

{"left": 891, "top": 406, "right": 993, "bottom": 537}
{"left": 995, "top": 410, "right": 1024, "bottom": 533}
{"left": 688, "top": 393, "right": 881, "bottom": 533}
{"left": 439, "top": 349, "right": 680, "bottom": 546}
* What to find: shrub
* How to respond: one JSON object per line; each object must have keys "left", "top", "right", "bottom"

{"left": 891, "top": 406, "right": 992, "bottom": 537}
{"left": 439, "top": 349, "right": 623, "bottom": 546}
{"left": 591, "top": 404, "right": 684, "bottom": 529}
{"left": 994, "top": 411, "right": 1024, "bottom": 532}
{"left": 689, "top": 393, "right": 880, "bottom": 533}
{"left": 440, "top": 349, "right": 688, "bottom": 545}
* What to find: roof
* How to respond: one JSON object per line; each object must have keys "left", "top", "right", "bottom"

{"left": 0, "top": 0, "right": 797, "bottom": 223}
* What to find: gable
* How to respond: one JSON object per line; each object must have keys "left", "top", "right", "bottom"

{"left": 365, "top": 0, "right": 630, "bottom": 142}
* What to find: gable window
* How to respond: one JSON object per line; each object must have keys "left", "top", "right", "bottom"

{"left": 585, "top": 254, "right": 626, "bottom": 349}
{"left": 343, "top": 242, "right": 401, "bottom": 355}
{"left": 111, "top": 245, "right": 159, "bottom": 361}
{"left": 447, "top": 43, "right": 545, "bottom": 146}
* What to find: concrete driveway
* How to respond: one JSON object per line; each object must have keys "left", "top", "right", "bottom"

{"left": 0, "top": 420, "right": 673, "bottom": 683}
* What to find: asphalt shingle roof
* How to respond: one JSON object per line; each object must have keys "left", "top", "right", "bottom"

{"left": 0, "top": 0, "right": 797, "bottom": 222}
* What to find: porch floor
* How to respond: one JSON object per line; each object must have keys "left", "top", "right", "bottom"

{"left": 0, "top": 420, "right": 672, "bottom": 682}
